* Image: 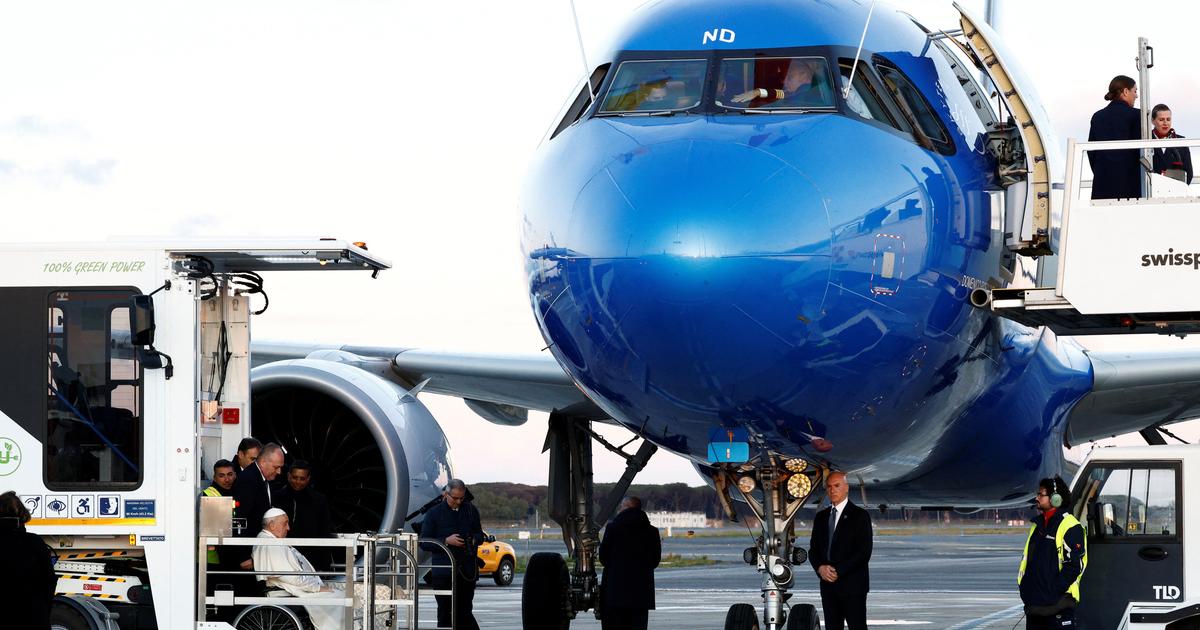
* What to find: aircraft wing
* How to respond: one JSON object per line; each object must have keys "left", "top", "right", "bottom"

{"left": 1065, "top": 349, "right": 1200, "bottom": 445}
{"left": 251, "top": 342, "right": 610, "bottom": 426}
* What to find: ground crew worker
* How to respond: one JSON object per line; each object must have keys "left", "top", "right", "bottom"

{"left": 200, "top": 459, "right": 237, "bottom": 579}
{"left": 1018, "top": 476, "right": 1086, "bottom": 629}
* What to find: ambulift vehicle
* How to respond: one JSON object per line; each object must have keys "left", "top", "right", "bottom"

{"left": 1070, "top": 444, "right": 1200, "bottom": 629}
{"left": 0, "top": 239, "right": 439, "bottom": 629}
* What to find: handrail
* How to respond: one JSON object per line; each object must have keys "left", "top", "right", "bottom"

{"left": 417, "top": 538, "right": 459, "bottom": 630}
{"left": 197, "top": 532, "right": 419, "bottom": 629}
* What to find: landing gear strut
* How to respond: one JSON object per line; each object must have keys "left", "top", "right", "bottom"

{"left": 521, "top": 412, "right": 657, "bottom": 630}
{"left": 716, "top": 457, "right": 824, "bottom": 630}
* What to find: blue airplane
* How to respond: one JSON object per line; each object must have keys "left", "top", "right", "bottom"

{"left": 252, "top": 1, "right": 1200, "bottom": 628}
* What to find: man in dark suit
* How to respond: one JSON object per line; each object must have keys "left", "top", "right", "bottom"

{"left": 420, "top": 479, "right": 484, "bottom": 630}
{"left": 809, "top": 471, "right": 873, "bottom": 630}
{"left": 1088, "top": 75, "right": 1142, "bottom": 200}
{"left": 599, "top": 496, "right": 662, "bottom": 630}
{"left": 274, "top": 459, "right": 334, "bottom": 571}
{"left": 231, "top": 442, "right": 285, "bottom": 570}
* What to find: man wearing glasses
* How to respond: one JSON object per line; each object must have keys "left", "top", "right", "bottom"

{"left": 1018, "top": 476, "right": 1087, "bottom": 629}
{"left": 421, "top": 479, "right": 484, "bottom": 630}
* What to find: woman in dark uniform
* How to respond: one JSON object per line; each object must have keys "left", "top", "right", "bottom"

{"left": 1150, "top": 103, "right": 1193, "bottom": 185}
{"left": 1087, "top": 75, "right": 1142, "bottom": 199}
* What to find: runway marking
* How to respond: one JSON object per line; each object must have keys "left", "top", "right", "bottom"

{"left": 944, "top": 603, "right": 1024, "bottom": 630}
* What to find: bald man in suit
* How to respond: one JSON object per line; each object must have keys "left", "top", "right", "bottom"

{"left": 809, "top": 471, "right": 873, "bottom": 630}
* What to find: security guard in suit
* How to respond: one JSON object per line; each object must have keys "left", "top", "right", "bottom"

{"left": 1018, "top": 476, "right": 1087, "bottom": 629}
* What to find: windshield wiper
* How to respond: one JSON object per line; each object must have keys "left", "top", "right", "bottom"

{"left": 740, "top": 107, "right": 816, "bottom": 115}
{"left": 596, "top": 110, "right": 678, "bottom": 118}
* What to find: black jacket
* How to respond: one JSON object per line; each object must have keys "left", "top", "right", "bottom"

{"left": 1153, "top": 131, "right": 1194, "bottom": 185}
{"left": 420, "top": 500, "right": 484, "bottom": 581}
{"left": 0, "top": 519, "right": 56, "bottom": 629}
{"left": 1088, "top": 100, "right": 1143, "bottom": 199}
{"left": 809, "top": 501, "right": 873, "bottom": 595}
{"left": 231, "top": 462, "right": 274, "bottom": 561}
{"left": 274, "top": 485, "right": 334, "bottom": 571}
{"left": 599, "top": 507, "right": 661, "bottom": 610}
{"left": 1019, "top": 510, "right": 1085, "bottom": 608}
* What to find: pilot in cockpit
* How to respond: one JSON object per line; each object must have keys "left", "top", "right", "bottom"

{"left": 731, "top": 60, "right": 830, "bottom": 107}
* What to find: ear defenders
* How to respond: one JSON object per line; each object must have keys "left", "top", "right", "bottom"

{"left": 1049, "top": 478, "right": 1064, "bottom": 508}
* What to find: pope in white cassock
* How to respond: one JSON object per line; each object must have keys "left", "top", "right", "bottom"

{"left": 252, "top": 508, "right": 391, "bottom": 630}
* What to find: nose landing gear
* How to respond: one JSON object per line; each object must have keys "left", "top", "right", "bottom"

{"left": 717, "top": 459, "right": 824, "bottom": 630}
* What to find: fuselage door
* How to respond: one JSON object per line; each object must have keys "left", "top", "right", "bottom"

{"left": 954, "top": 2, "right": 1061, "bottom": 257}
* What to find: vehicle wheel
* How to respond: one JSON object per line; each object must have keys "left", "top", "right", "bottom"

{"left": 785, "top": 603, "right": 820, "bottom": 630}
{"left": 233, "top": 604, "right": 305, "bottom": 630}
{"left": 522, "top": 552, "right": 570, "bottom": 630}
{"left": 495, "top": 555, "right": 516, "bottom": 586}
{"left": 724, "top": 603, "right": 760, "bottom": 630}
{"left": 50, "top": 601, "right": 93, "bottom": 630}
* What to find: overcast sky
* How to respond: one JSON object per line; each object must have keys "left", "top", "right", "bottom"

{"left": 2, "top": 1, "right": 1198, "bottom": 486}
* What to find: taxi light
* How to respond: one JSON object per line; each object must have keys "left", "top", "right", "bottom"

{"left": 737, "top": 475, "right": 757, "bottom": 494}
{"left": 787, "top": 473, "right": 812, "bottom": 499}
{"left": 784, "top": 458, "right": 808, "bottom": 473}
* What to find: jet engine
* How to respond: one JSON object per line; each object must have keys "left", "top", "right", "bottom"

{"left": 250, "top": 354, "right": 452, "bottom": 534}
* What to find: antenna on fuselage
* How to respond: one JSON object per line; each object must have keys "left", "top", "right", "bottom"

{"left": 567, "top": 0, "right": 597, "bottom": 102}
{"left": 842, "top": 0, "right": 877, "bottom": 100}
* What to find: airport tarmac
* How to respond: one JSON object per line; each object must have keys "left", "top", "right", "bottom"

{"left": 414, "top": 530, "right": 1031, "bottom": 628}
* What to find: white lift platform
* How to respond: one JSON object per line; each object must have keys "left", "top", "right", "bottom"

{"left": 981, "top": 136, "right": 1200, "bottom": 335}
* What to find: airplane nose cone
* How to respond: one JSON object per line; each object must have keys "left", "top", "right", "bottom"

{"left": 565, "top": 137, "right": 832, "bottom": 261}
{"left": 536, "top": 134, "right": 838, "bottom": 426}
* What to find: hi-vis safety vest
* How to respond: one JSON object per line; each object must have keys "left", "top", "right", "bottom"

{"left": 202, "top": 486, "right": 223, "bottom": 564}
{"left": 1018, "top": 513, "right": 1088, "bottom": 602}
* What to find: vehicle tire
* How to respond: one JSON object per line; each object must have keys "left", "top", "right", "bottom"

{"left": 50, "top": 601, "right": 94, "bottom": 630}
{"left": 495, "top": 555, "right": 516, "bottom": 586}
{"left": 724, "top": 603, "right": 760, "bottom": 630}
{"left": 522, "top": 552, "right": 570, "bottom": 630}
{"left": 785, "top": 603, "right": 820, "bottom": 630}
{"left": 232, "top": 604, "right": 306, "bottom": 630}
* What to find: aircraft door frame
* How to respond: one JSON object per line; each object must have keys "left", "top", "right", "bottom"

{"left": 953, "top": 2, "right": 1061, "bottom": 257}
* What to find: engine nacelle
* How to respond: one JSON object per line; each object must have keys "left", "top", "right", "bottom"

{"left": 250, "top": 356, "right": 453, "bottom": 533}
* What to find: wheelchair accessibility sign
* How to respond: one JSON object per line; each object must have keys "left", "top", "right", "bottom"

{"left": 72, "top": 495, "right": 95, "bottom": 518}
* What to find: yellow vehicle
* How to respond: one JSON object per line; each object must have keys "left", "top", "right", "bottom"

{"left": 477, "top": 533, "right": 517, "bottom": 586}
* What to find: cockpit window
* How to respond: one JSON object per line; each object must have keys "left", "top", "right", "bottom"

{"left": 716, "top": 57, "right": 835, "bottom": 110}
{"left": 838, "top": 61, "right": 897, "bottom": 128}
{"left": 599, "top": 59, "right": 706, "bottom": 113}
{"left": 876, "top": 63, "right": 952, "bottom": 153}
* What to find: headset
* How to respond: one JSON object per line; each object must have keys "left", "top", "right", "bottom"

{"left": 1048, "top": 478, "right": 1064, "bottom": 509}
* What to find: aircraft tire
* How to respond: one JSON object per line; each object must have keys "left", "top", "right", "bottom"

{"left": 49, "top": 604, "right": 93, "bottom": 630}
{"left": 724, "top": 603, "right": 760, "bottom": 630}
{"left": 785, "top": 603, "right": 820, "bottom": 630}
{"left": 522, "top": 552, "right": 570, "bottom": 630}
{"left": 495, "top": 556, "right": 516, "bottom": 586}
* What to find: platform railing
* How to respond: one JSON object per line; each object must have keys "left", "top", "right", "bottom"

{"left": 196, "top": 532, "right": 420, "bottom": 629}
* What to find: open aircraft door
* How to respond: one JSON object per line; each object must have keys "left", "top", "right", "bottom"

{"left": 954, "top": 2, "right": 1062, "bottom": 257}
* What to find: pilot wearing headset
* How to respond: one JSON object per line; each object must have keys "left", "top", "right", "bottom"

{"left": 1017, "top": 476, "right": 1088, "bottom": 629}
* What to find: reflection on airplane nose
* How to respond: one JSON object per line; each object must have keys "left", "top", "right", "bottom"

{"left": 564, "top": 137, "right": 832, "bottom": 259}
{"left": 535, "top": 136, "right": 841, "bottom": 424}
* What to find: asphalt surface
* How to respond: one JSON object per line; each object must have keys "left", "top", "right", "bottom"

{"left": 411, "top": 529, "right": 1032, "bottom": 629}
